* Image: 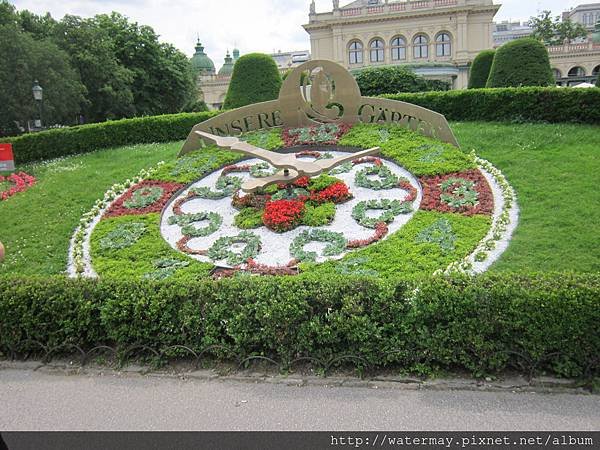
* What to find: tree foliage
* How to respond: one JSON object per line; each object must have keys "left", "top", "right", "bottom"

{"left": 0, "top": 24, "right": 85, "bottom": 136}
{"left": 0, "top": 1, "right": 197, "bottom": 131}
{"left": 486, "top": 38, "right": 554, "bottom": 88}
{"left": 529, "top": 10, "right": 588, "bottom": 45}
{"left": 224, "top": 53, "right": 282, "bottom": 109}
{"left": 468, "top": 50, "right": 495, "bottom": 89}
{"left": 354, "top": 66, "right": 450, "bottom": 96}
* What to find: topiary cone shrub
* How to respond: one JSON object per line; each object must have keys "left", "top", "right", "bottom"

{"left": 223, "top": 53, "right": 282, "bottom": 109}
{"left": 468, "top": 50, "right": 496, "bottom": 89}
{"left": 486, "top": 38, "right": 554, "bottom": 88}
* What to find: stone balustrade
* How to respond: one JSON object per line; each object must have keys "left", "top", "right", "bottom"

{"left": 547, "top": 41, "right": 600, "bottom": 54}
{"left": 325, "top": 0, "right": 460, "bottom": 20}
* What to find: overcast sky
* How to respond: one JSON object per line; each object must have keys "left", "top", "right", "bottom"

{"left": 9, "top": 0, "right": 584, "bottom": 70}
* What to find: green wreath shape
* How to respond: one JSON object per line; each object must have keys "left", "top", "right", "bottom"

{"left": 208, "top": 231, "right": 261, "bottom": 266}
{"left": 250, "top": 162, "right": 277, "bottom": 178}
{"left": 192, "top": 175, "right": 242, "bottom": 200}
{"left": 168, "top": 212, "right": 223, "bottom": 237}
{"left": 290, "top": 229, "right": 347, "bottom": 262}
{"left": 123, "top": 186, "right": 164, "bottom": 209}
{"left": 355, "top": 165, "right": 399, "bottom": 190}
{"left": 352, "top": 199, "right": 412, "bottom": 229}
{"left": 440, "top": 177, "right": 479, "bottom": 209}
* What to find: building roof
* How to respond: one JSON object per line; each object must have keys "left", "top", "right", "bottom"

{"left": 218, "top": 51, "right": 235, "bottom": 76}
{"left": 190, "top": 40, "right": 216, "bottom": 74}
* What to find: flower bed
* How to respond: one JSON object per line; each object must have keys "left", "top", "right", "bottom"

{"left": 75, "top": 122, "right": 516, "bottom": 280}
{"left": 419, "top": 169, "right": 494, "bottom": 216}
{"left": 0, "top": 172, "right": 36, "bottom": 201}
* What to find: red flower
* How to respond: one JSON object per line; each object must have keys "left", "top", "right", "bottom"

{"left": 104, "top": 180, "right": 185, "bottom": 218}
{"left": 262, "top": 199, "right": 305, "bottom": 232}
{"left": 310, "top": 182, "right": 351, "bottom": 204}
{"left": 347, "top": 222, "right": 389, "bottom": 248}
{"left": 294, "top": 176, "right": 310, "bottom": 188}
{"left": 0, "top": 172, "right": 36, "bottom": 201}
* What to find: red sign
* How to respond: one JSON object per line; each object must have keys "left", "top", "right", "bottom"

{"left": 0, "top": 143, "right": 13, "bottom": 161}
{"left": 0, "top": 143, "right": 15, "bottom": 171}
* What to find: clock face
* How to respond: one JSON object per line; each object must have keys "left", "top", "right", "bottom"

{"left": 160, "top": 150, "right": 421, "bottom": 268}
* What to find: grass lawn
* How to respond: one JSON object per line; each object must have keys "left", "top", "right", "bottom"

{"left": 0, "top": 122, "right": 598, "bottom": 276}
{"left": 452, "top": 122, "right": 599, "bottom": 273}
{"left": 0, "top": 142, "right": 180, "bottom": 276}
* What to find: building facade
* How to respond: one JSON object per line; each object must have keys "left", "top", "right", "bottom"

{"left": 563, "top": 3, "right": 600, "bottom": 30}
{"left": 493, "top": 21, "right": 533, "bottom": 47}
{"left": 303, "top": 0, "right": 500, "bottom": 90}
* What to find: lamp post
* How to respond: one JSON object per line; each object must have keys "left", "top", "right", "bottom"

{"left": 32, "top": 80, "right": 43, "bottom": 130}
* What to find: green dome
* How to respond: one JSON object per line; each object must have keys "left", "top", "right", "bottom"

{"left": 190, "top": 40, "right": 215, "bottom": 74}
{"left": 218, "top": 51, "right": 235, "bottom": 77}
{"left": 233, "top": 48, "right": 240, "bottom": 60}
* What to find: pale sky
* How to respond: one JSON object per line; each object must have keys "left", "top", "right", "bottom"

{"left": 9, "top": 0, "right": 584, "bottom": 70}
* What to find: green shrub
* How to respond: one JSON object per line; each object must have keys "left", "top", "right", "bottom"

{"left": 597, "top": 72, "right": 600, "bottom": 87}
{"left": 223, "top": 53, "right": 282, "bottom": 109}
{"left": 234, "top": 208, "right": 264, "bottom": 229}
{"left": 468, "top": 50, "right": 496, "bottom": 89}
{"left": 0, "top": 273, "right": 598, "bottom": 377}
{"left": 486, "top": 38, "right": 554, "bottom": 88}
{"left": 382, "top": 88, "right": 600, "bottom": 124}
{"left": 4, "top": 111, "right": 219, "bottom": 165}
{"left": 302, "top": 202, "right": 336, "bottom": 227}
{"left": 354, "top": 66, "right": 448, "bottom": 96}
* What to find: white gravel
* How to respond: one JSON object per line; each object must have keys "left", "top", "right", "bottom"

{"left": 160, "top": 153, "right": 422, "bottom": 267}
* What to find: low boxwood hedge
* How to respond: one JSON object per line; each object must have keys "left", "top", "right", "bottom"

{"left": 1, "top": 273, "right": 598, "bottom": 378}
{"left": 383, "top": 87, "right": 600, "bottom": 124}
{"left": 4, "top": 111, "right": 219, "bottom": 165}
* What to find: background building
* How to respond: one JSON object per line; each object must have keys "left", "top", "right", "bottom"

{"left": 271, "top": 50, "right": 311, "bottom": 74}
{"left": 493, "top": 21, "right": 533, "bottom": 47}
{"left": 303, "top": 0, "right": 500, "bottom": 90}
{"left": 563, "top": 3, "right": 600, "bottom": 30}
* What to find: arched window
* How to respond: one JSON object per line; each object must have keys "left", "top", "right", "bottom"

{"left": 435, "top": 32, "right": 452, "bottom": 57}
{"left": 348, "top": 40, "right": 363, "bottom": 65}
{"left": 413, "top": 34, "right": 429, "bottom": 59}
{"left": 390, "top": 36, "right": 407, "bottom": 61}
{"left": 370, "top": 38, "right": 385, "bottom": 63}
{"left": 552, "top": 69, "right": 562, "bottom": 79}
{"left": 568, "top": 67, "right": 586, "bottom": 77}
{"left": 592, "top": 65, "right": 600, "bottom": 76}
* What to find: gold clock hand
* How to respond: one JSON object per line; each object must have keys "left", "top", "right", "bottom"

{"left": 196, "top": 131, "right": 322, "bottom": 175}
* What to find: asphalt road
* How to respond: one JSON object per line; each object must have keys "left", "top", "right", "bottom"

{"left": 1, "top": 368, "right": 599, "bottom": 431}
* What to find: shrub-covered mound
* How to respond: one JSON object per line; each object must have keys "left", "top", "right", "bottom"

{"left": 76, "top": 123, "right": 513, "bottom": 280}
{"left": 468, "top": 50, "right": 496, "bottom": 89}
{"left": 0, "top": 273, "right": 598, "bottom": 378}
{"left": 223, "top": 53, "right": 282, "bottom": 109}
{"left": 486, "top": 38, "right": 554, "bottom": 88}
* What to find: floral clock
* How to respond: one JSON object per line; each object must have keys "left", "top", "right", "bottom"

{"left": 70, "top": 123, "right": 518, "bottom": 280}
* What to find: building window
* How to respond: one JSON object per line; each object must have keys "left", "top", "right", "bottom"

{"left": 592, "top": 65, "right": 600, "bottom": 76}
{"left": 568, "top": 67, "right": 586, "bottom": 77}
{"left": 413, "top": 34, "right": 429, "bottom": 59}
{"left": 348, "top": 40, "right": 363, "bottom": 65}
{"left": 369, "top": 38, "right": 385, "bottom": 63}
{"left": 552, "top": 69, "right": 562, "bottom": 79}
{"left": 435, "top": 32, "right": 452, "bottom": 57}
{"left": 391, "top": 36, "right": 407, "bottom": 61}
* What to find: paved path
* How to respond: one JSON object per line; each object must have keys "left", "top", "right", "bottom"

{"left": 1, "top": 368, "right": 599, "bottom": 431}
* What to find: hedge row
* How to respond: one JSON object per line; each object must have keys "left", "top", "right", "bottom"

{"left": 1, "top": 273, "right": 598, "bottom": 377}
{"left": 4, "top": 111, "right": 219, "bottom": 165}
{"left": 383, "top": 87, "right": 600, "bottom": 124}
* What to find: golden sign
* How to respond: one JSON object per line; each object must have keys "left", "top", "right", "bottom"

{"left": 180, "top": 60, "right": 459, "bottom": 156}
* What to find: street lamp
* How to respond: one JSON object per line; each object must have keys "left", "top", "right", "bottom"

{"left": 32, "top": 80, "right": 43, "bottom": 129}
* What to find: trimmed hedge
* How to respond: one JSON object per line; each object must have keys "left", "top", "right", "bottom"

{"left": 468, "top": 50, "right": 495, "bottom": 89}
{"left": 0, "top": 273, "right": 598, "bottom": 377}
{"left": 4, "top": 111, "right": 219, "bottom": 165}
{"left": 383, "top": 87, "right": 600, "bottom": 124}
{"left": 224, "top": 53, "right": 282, "bottom": 109}
{"left": 354, "top": 66, "right": 449, "bottom": 96}
{"left": 487, "top": 38, "right": 554, "bottom": 88}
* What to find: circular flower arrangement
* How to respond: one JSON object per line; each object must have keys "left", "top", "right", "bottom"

{"left": 74, "top": 122, "right": 518, "bottom": 280}
{"left": 0, "top": 172, "right": 36, "bottom": 201}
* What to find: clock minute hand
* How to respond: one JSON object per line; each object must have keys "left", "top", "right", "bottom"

{"left": 315, "top": 147, "right": 381, "bottom": 171}
{"left": 195, "top": 131, "right": 322, "bottom": 176}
